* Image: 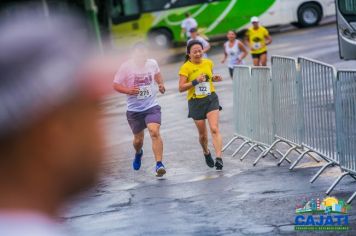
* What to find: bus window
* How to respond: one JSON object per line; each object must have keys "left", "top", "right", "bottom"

{"left": 338, "top": 0, "right": 356, "bottom": 15}
{"left": 336, "top": 0, "right": 356, "bottom": 59}
{"left": 141, "top": 0, "right": 171, "bottom": 12}
{"left": 112, "top": 0, "right": 140, "bottom": 24}
{"left": 141, "top": 0, "right": 211, "bottom": 12}
{"left": 172, "top": 0, "right": 209, "bottom": 9}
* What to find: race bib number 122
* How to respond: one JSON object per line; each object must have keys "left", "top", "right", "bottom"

{"left": 195, "top": 82, "right": 211, "bottom": 96}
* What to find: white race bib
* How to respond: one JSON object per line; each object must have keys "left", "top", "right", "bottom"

{"left": 253, "top": 42, "right": 261, "bottom": 50}
{"left": 195, "top": 82, "right": 211, "bottom": 96}
{"left": 137, "top": 85, "right": 152, "bottom": 100}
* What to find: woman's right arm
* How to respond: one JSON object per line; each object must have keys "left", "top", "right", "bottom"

{"left": 221, "top": 50, "right": 227, "bottom": 64}
{"left": 179, "top": 74, "right": 205, "bottom": 93}
{"left": 179, "top": 75, "right": 193, "bottom": 93}
{"left": 238, "top": 41, "right": 248, "bottom": 61}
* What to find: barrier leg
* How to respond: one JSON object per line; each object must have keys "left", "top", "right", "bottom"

{"left": 306, "top": 152, "right": 321, "bottom": 163}
{"left": 255, "top": 141, "right": 283, "bottom": 161}
{"left": 240, "top": 144, "right": 258, "bottom": 161}
{"left": 255, "top": 151, "right": 267, "bottom": 163}
{"left": 277, "top": 145, "right": 297, "bottom": 166}
{"left": 294, "top": 149, "right": 321, "bottom": 163}
{"left": 310, "top": 162, "right": 334, "bottom": 183}
{"left": 253, "top": 146, "right": 272, "bottom": 166}
{"left": 274, "top": 150, "right": 292, "bottom": 163}
{"left": 326, "top": 172, "right": 350, "bottom": 195}
{"left": 258, "top": 139, "right": 282, "bottom": 159}
{"left": 253, "top": 148, "right": 290, "bottom": 166}
{"left": 222, "top": 136, "right": 238, "bottom": 152}
{"left": 347, "top": 192, "right": 356, "bottom": 204}
{"left": 289, "top": 149, "right": 312, "bottom": 170}
{"left": 232, "top": 140, "right": 250, "bottom": 158}
{"left": 256, "top": 146, "right": 265, "bottom": 152}
{"left": 350, "top": 174, "right": 356, "bottom": 181}
{"left": 270, "top": 152, "right": 279, "bottom": 160}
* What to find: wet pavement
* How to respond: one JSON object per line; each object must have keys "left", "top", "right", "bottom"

{"left": 63, "top": 22, "right": 356, "bottom": 235}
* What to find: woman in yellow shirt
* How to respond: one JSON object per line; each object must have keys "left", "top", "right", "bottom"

{"left": 245, "top": 16, "right": 272, "bottom": 66}
{"left": 178, "top": 40, "right": 224, "bottom": 170}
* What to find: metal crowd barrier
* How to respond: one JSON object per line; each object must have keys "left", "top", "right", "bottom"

{"left": 327, "top": 70, "right": 356, "bottom": 202}
{"left": 223, "top": 56, "right": 356, "bottom": 203}
{"left": 248, "top": 67, "right": 283, "bottom": 165}
{"left": 222, "top": 66, "right": 259, "bottom": 158}
{"left": 222, "top": 66, "right": 253, "bottom": 156}
{"left": 294, "top": 57, "right": 338, "bottom": 184}
{"left": 223, "top": 66, "right": 282, "bottom": 164}
{"left": 255, "top": 56, "right": 318, "bottom": 166}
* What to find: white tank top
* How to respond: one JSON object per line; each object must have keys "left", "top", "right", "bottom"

{"left": 224, "top": 40, "right": 244, "bottom": 68}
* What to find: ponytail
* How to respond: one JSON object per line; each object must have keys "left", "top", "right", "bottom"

{"left": 184, "top": 54, "right": 190, "bottom": 62}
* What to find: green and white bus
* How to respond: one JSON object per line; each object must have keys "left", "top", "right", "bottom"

{"left": 107, "top": 0, "right": 335, "bottom": 48}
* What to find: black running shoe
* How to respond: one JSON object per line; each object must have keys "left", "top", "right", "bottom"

{"left": 215, "top": 158, "right": 223, "bottom": 170}
{"left": 204, "top": 151, "right": 215, "bottom": 168}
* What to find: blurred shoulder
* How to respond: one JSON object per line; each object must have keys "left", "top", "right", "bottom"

{"left": 146, "top": 59, "right": 160, "bottom": 69}
{"left": 261, "top": 26, "right": 269, "bottom": 32}
{"left": 147, "top": 58, "right": 159, "bottom": 65}
{"left": 119, "top": 59, "right": 134, "bottom": 70}
{"left": 181, "top": 60, "right": 191, "bottom": 68}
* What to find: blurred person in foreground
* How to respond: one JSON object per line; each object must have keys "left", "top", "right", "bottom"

{"left": 245, "top": 16, "right": 272, "bottom": 66}
{"left": 0, "top": 8, "right": 110, "bottom": 236}
{"left": 113, "top": 43, "right": 167, "bottom": 177}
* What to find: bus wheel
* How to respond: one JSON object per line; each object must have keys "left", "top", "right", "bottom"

{"left": 148, "top": 28, "right": 173, "bottom": 49}
{"left": 297, "top": 3, "right": 322, "bottom": 27}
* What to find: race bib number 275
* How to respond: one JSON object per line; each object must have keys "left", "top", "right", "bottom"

{"left": 137, "top": 85, "right": 152, "bottom": 100}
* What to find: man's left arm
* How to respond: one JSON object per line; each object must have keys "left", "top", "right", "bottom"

{"left": 265, "top": 28, "right": 272, "bottom": 45}
{"left": 154, "top": 72, "right": 165, "bottom": 94}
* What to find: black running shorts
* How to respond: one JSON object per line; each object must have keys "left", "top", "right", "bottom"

{"left": 188, "top": 92, "right": 220, "bottom": 120}
{"left": 251, "top": 51, "right": 267, "bottom": 59}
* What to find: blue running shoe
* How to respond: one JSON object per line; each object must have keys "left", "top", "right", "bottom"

{"left": 155, "top": 162, "right": 166, "bottom": 177}
{"left": 133, "top": 149, "right": 143, "bottom": 170}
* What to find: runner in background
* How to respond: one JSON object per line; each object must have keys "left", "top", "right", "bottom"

{"left": 113, "top": 43, "right": 166, "bottom": 177}
{"left": 181, "top": 12, "right": 198, "bottom": 40}
{"left": 178, "top": 40, "right": 224, "bottom": 171}
{"left": 187, "top": 28, "right": 211, "bottom": 58}
{"left": 245, "top": 16, "right": 272, "bottom": 66}
{"left": 221, "top": 30, "right": 248, "bottom": 78}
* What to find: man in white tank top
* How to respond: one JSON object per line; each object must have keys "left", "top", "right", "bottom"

{"left": 221, "top": 31, "right": 248, "bottom": 78}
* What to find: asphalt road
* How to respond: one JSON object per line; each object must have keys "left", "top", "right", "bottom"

{"left": 63, "top": 22, "right": 356, "bottom": 236}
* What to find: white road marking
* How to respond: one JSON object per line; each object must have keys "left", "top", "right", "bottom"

{"left": 205, "top": 0, "right": 238, "bottom": 33}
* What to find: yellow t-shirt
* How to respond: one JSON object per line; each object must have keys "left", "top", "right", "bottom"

{"left": 246, "top": 26, "right": 269, "bottom": 54}
{"left": 179, "top": 59, "right": 215, "bottom": 100}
